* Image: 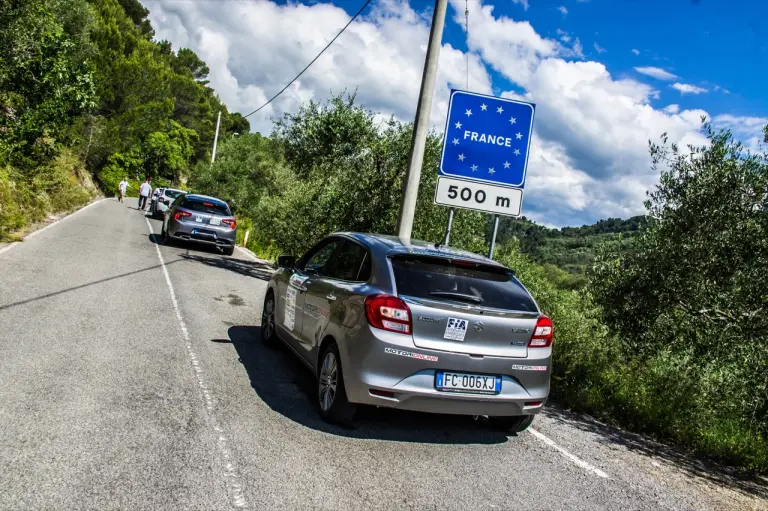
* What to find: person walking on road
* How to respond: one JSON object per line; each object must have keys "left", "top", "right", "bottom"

{"left": 138, "top": 178, "right": 152, "bottom": 211}
{"left": 118, "top": 177, "right": 129, "bottom": 203}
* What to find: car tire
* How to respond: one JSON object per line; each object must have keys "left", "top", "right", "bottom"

{"left": 222, "top": 246, "right": 235, "bottom": 256}
{"left": 317, "top": 343, "right": 357, "bottom": 425}
{"left": 488, "top": 414, "right": 535, "bottom": 434}
{"left": 261, "top": 291, "right": 278, "bottom": 347}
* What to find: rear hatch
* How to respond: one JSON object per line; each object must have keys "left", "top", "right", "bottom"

{"left": 390, "top": 254, "right": 540, "bottom": 358}
{"left": 178, "top": 198, "right": 230, "bottom": 230}
{"left": 162, "top": 189, "right": 184, "bottom": 204}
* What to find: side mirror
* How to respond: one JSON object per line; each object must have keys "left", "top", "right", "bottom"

{"left": 277, "top": 255, "right": 296, "bottom": 268}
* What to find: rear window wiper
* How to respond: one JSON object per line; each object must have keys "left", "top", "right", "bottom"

{"left": 428, "top": 291, "right": 483, "bottom": 304}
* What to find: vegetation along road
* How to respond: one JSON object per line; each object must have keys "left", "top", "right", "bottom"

{"left": 0, "top": 199, "right": 765, "bottom": 510}
{"left": 2, "top": 0, "right": 767, "bottom": 508}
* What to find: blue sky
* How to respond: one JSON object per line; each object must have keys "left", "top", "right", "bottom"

{"left": 147, "top": 0, "right": 768, "bottom": 227}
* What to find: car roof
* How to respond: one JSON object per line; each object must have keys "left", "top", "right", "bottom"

{"left": 162, "top": 188, "right": 185, "bottom": 193}
{"left": 183, "top": 194, "right": 228, "bottom": 206}
{"left": 331, "top": 232, "right": 506, "bottom": 268}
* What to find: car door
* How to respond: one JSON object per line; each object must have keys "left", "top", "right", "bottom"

{"left": 281, "top": 238, "right": 343, "bottom": 361}
{"left": 300, "top": 239, "right": 371, "bottom": 365}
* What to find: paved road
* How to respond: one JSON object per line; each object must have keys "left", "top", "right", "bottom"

{"left": 0, "top": 198, "right": 765, "bottom": 510}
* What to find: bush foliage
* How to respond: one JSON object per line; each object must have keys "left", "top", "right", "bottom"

{"left": 2, "top": 0, "right": 767, "bottom": 475}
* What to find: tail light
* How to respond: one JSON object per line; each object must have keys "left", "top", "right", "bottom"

{"left": 174, "top": 210, "right": 191, "bottom": 221}
{"left": 222, "top": 218, "right": 236, "bottom": 229}
{"left": 528, "top": 315, "right": 553, "bottom": 348}
{"left": 365, "top": 294, "right": 411, "bottom": 334}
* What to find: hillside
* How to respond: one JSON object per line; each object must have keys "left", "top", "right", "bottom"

{"left": 492, "top": 215, "right": 647, "bottom": 275}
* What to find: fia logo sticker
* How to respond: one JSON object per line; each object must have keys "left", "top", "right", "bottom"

{"left": 444, "top": 318, "right": 468, "bottom": 341}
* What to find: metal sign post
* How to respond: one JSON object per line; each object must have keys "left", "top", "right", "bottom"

{"left": 488, "top": 215, "right": 499, "bottom": 258}
{"left": 434, "top": 90, "right": 535, "bottom": 258}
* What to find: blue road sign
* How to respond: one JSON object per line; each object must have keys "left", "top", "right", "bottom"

{"left": 439, "top": 90, "right": 535, "bottom": 189}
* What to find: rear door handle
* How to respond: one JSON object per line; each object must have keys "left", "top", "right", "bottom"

{"left": 326, "top": 294, "right": 337, "bottom": 301}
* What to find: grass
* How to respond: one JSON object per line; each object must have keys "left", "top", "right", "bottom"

{"left": 0, "top": 149, "right": 96, "bottom": 241}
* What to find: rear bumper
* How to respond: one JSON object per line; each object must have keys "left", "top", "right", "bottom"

{"left": 167, "top": 219, "right": 236, "bottom": 247}
{"left": 341, "top": 327, "right": 552, "bottom": 417}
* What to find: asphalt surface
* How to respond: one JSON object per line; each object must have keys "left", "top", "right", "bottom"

{"left": 0, "top": 198, "right": 765, "bottom": 510}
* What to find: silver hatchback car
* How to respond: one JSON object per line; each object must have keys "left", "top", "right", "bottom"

{"left": 160, "top": 194, "right": 237, "bottom": 256}
{"left": 261, "top": 233, "right": 553, "bottom": 432}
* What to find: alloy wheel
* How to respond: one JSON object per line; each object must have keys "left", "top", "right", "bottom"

{"left": 262, "top": 296, "right": 275, "bottom": 340}
{"left": 318, "top": 352, "right": 338, "bottom": 411}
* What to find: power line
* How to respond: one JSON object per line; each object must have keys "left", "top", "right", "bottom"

{"left": 242, "top": 0, "right": 374, "bottom": 119}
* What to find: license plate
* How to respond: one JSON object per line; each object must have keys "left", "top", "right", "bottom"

{"left": 195, "top": 216, "right": 203, "bottom": 223}
{"left": 436, "top": 372, "right": 501, "bottom": 394}
{"left": 209, "top": 217, "right": 221, "bottom": 226}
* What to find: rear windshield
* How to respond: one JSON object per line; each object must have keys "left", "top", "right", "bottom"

{"left": 165, "top": 190, "right": 184, "bottom": 199}
{"left": 390, "top": 255, "right": 537, "bottom": 312}
{"left": 180, "top": 199, "right": 229, "bottom": 216}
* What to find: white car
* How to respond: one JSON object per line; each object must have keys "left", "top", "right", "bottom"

{"left": 152, "top": 188, "right": 186, "bottom": 219}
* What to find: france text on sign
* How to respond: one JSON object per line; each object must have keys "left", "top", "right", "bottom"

{"left": 439, "top": 90, "right": 535, "bottom": 190}
{"left": 434, "top": 177, "right": 523, "bottom": 216}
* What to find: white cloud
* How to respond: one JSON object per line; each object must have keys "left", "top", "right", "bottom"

{"left": 558, "top": 5, "right": 568, "bottom": 15}
{"left": 147, "top": 0, "right": 712, "bottom": 226}
{"left": 145, "top": 0, "right": 492, "bottom": 135}
{"left": 593, "top": 42, "right": 606, "bottom": 54}
{"left": 713, "top": 84, "right": 731, "bottom": 94}
{"left": 512, "top": 0, "right": 530, "bottom": 10}
{"left": 712, "top": 114, "right": 767, "bottom": 153}
{"left": 634, "top": 66, "right": 677, "bottom": 81}
{"left": 571, "top": 38, "right": 584, "bottom": 59}
{"left": 671, "top": 83, "right": 708, "bottom": 95}
{"left": 631, "top": 48, "right": 640, "bottom": 55}
{"left": 663, "top": 104, "right": 680, "bottom": 114}
{"left": 456, "top": 0, "right": 708, "bottom": 221}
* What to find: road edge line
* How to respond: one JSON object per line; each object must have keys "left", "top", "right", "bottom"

{"left": 528, "top": 427, "right": 609, "bottom": 479}
{"left": 0, "top": 242, "right": 20, "bottom": 256}
{"left": 235, "top": 245, "right": 264, "bottom": 262}
{"left": 145, "top": 218, "right": 247, "bottom": 508}
{"left": 0, "top": 198, "right": 108, "bottom": 257}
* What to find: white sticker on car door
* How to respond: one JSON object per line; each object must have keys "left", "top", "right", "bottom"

{"left": 284, "top": 287, "right": 297, "bottom": 330}
{"left": 444, "top": 318, "right": 468, "bottom": 341}
{"left": 289, "top": 273, "right": 310, "bottom": 290}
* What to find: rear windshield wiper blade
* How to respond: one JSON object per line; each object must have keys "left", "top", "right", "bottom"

{"left": 428, "top": 291, "right": 483, "bottom": 304}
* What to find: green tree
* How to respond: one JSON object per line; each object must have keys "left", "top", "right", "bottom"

{"left": 589, "top": 121, "right": 768, "bottom": 466}
{"left": 0, "top": 0, "right": 96, "bottom": 166}
{"left": 174, "top": 48, "right": 210, "bottom": 83}
{"left": 190, "top": 132, "right": 282, "bottom": 218}
{"left": 142, "top": 120, "right": 197, "bottom": 182}
{"left": 247, "top": 93, "right": 487, "bottom": 257}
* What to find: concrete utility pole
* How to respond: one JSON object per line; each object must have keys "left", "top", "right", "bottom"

{"left": 211, "top": 111, "right": 222, "bottom": 164}
{"left": 396, "top": 0, "right": 448, "bottom": 240}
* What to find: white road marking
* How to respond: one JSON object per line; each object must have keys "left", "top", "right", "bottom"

{"left": 0, "top": 198, "right": 108, "bottom": 256}
{"left": 528, "top": 427, "right": 609, "bottom": 479}
{"left": 0, "top": 242, "right": 20, "bottom": 256}
{"left": 235, "top": 245, "right": 270, "bottom": 263}
{"left": 146, "top": 218, "right": 247, "bottom": 508}
{"left": 235, "top": 245, "right": 259, "bottom": 260}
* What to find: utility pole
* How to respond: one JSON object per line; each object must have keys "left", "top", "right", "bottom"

{"left": 442, "top": 0, "right": 469, "bottom": 248}
{"left": 211, "top": 110, "right": 222, "bottom": 164}
{"left": 396, "top": 0, "right": 448, "bottom": 240}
